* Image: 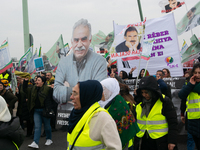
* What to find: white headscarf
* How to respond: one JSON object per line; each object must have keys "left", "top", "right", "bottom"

{"left": 0, "top": 96, "right": 11, "bottom": 122}
{"left": 99, "top": 78, "right": 120, "bottom": 108}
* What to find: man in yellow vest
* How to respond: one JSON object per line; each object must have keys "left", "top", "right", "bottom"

{"left": 134, "top": 76, "right": 178, "bottom": 150}
{"left": 67, "top": 80, "right": 122, "bottom": 150}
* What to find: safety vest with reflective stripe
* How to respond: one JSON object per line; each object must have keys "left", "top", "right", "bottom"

{"left": 67, "top": 102, "right": 107, "bottom": 150}
{"left": 0, "top": 73, "right": 9, "bottom": 79}
{"left": 12, "top": 141, "right": 19, "bottom": 150}
{"left": 136, "top": 95, "right": 168, "bottom": 139}
{"left": 187, "top": 92, "right": 200, "bottom": 119}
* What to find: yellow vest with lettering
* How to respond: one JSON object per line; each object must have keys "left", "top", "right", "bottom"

{"left": 136, "top": 95, "right": 168, "bottom": 139}
{"left": 187, "top": 92, "right": 200, "bottom": 119}
{"left": 67, "top": 102, "right": 108, "bottom": 150}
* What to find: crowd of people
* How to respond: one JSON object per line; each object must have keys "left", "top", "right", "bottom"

{"left": 0, "top": 70, "right": 56, "bottom": 149}
{"left": 0, "top": 18, "right": 200, "bottom": 150}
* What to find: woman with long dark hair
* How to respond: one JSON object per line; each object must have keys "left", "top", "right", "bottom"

{"left": 119, "top": 70, "right": 129, "bottom": 80}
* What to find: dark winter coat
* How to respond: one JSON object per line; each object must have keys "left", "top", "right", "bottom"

{"left": 157, "top": 78, "right": 168, "bottom": 96}
{"left": 16, "top": 84, "right": 30, "bottom": 120}
{"left": 0, "top": 117, "right": 25, "bottom": 150}
{"left": 135, "top": 76, "right": 178, "bottom": 145}
{"left": 178, "top": 82, "right": 200, "bottom": 138}
{"left": 0, "top": 89, "right": 18, "bottom": 116}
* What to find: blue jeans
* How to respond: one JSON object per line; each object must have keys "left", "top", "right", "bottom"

{"left": 34, "top": 109, "right": 52, "bottom": 144}
{"left": 187, "top": 132, "right": 195, "bottom": 150}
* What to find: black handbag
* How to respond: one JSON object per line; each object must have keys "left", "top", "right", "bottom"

{"left": 43, "top": 108, "right": 55, "bottom": 118}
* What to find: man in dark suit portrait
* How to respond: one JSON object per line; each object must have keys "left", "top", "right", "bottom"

{"left": 115, "top": 26, "right": 141, "bottom": 53}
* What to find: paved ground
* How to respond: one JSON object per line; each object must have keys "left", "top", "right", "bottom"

{"left": 20, "top": 129, "right": 67, "bottom": 150}
{"left": 19, "top": 128, "right": 187, "bottom": 150}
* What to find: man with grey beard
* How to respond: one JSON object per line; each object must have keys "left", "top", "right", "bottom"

{"left": 53, "top": 19, "right": 107, "bottom": 105}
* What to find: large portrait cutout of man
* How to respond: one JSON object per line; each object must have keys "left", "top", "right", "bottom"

{"left": 115, "top": 26, "right": 142, "bottom": 53}
{"left": 53, "top": 19, "right": 107, "bottom": 109}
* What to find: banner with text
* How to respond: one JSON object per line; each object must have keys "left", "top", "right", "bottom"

{"left": 114, "top": 13, "right": 183, "bottom": 77}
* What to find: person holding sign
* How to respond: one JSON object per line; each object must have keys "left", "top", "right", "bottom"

{"left": 53, "top": 19, "right": 107, "bottom": 104}
{"left": 116, "top": 27, "right": 141, "bottom": 53}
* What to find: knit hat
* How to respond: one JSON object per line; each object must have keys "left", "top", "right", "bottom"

{"left": 0, "top": 79, "right": 9, "bottom": 87}
{"left": 0, "top": 96, "right": 11, "bottom": 122}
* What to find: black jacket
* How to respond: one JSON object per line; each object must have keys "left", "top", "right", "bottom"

{"left": 135, "top": 76, "right": 178, "bottom": 145}
{"left": 0, "top": 117, "right": 25, "bottom": 150}
{"left": 16, "top": 84, "right": 30, "bottom": 120}
{"left": 178, "top": 82, "right": 200, "bottom": 138}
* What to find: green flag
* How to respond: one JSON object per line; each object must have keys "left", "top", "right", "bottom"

{"left": 176, "top": 2, "right": 200, "bottom": 36}
{"left": 38, "top": 46, "right": 41, "bottom": 57}
{"left": 90, "top": 30, "right": 106, "bottom": 50}
{"left": 46, "top": 35, "right": 64, "bottom": 66}
{"left": 18, "top": 46, "right": 33, "bottom": 70}
{"left": 181, "top": 34, "right": 200, "bottom": 63}
{"left": 106, "top": 31, "right": 114, "bottom": 51}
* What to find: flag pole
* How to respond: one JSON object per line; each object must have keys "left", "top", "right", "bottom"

{"left": 135, "top": 0, "right": 144, "bottom": 88}
{"left": 137, "top": 0, "right": 144, "bottom": 21}
{"left": 143, "top": 59, "right": 150, "bottom": 77}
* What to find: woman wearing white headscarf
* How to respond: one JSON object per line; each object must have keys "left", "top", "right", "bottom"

{"left": 100, "top": 78, "right": 140, "bottom": 150}
{"left": 99, "top": 78, "right": 120, "bottom": 108}
{"left": 0, "top": 96, "right": 25, "bottom": 150}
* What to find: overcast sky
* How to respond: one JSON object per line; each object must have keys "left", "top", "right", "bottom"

{"left": 0, "top": 0, "right": 200, "bottom": 60}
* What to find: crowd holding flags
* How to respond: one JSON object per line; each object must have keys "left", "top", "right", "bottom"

{"left": 2, "top": 0, "right": 200, "bottom": 81}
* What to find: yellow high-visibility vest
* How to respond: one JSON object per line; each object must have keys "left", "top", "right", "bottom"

{"left": 136, "top": 95, "right": 168, "bottom": 139}
{"left": 67, "top": 102, "right": 108, "bottom": 150}
{"left": 12, "top": 141, "right": 19, "bottom": 150}
{"left": 0, "top": 73, "right": 9, "bottom": 80}
{"left": 187, "top": 92, "right": 200, "bottom": 119}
